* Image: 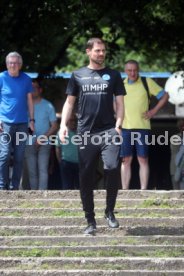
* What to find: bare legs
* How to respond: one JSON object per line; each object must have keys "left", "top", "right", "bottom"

{"left": 138, "top": 156, "right": 149, "bottom": 189}
{"left": 121, "top": 156, "right": 132, "bottom": 190}
{"left": 121, "top": 156, "right": 149, "bottom": 190}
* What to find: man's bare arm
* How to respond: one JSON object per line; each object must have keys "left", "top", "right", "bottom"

{"left": 59, "top": 95, "right": 76, "bottom": 143}
{"left": 115, "top": 95, "right": 124, "bottom": 134}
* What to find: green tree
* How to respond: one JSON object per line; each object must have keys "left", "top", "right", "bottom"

{"left": 0, "top": 0, "right": 183, "bottom": 74}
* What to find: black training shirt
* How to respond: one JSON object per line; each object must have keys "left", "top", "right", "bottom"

{"left": 66, "top": 66, "right": 126, "bottom": 134}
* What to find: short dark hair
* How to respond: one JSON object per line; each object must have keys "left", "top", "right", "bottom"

{"left": 86, "top": 37, "right": 105, "bottom": 50}
{"left": 125, "top": 60, "right": 139, "bottom": 68}
{"left": 32, "top": 78, "right": 42, "bottom": 88}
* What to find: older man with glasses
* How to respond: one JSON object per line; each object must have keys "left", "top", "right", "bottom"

{"left": 0, "top": 51, "right": 34, "bottom": 190}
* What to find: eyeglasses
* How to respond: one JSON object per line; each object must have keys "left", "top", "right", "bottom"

{"left": 7, "top": 62, "right": 20, "bottom": 65}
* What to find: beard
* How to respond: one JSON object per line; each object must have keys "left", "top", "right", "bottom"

{"left": 91, "top": 57, "right": 105, "bottom": 65}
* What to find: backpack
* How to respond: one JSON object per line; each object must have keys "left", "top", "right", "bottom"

{"left": 141, "top": 77, "right": 151, "bottom": 104}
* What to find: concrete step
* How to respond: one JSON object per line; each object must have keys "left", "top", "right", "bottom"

{"left": 0, "top": 245, "right": 183, "bottom": 258}
{"left": 0, "top": 270, "right": 184, "bottom": 275}
{"left": 0, "top": 190, "right": 184, "bottom": 275}
{"left": 0, "top": 257, "right": 184, "bottom": 270}
{"left": 1, "top": 235, "right": 184, "bottom": 246}
{"left": 0, "top": 207, "right": 184, "bottom": 217}
{"left": 0, "top": 216, "right": 184, "bottom": 227}
{"left": 0, "top": 225, "right": 183, "bottom": 236}
{"left": 0, "top": 190, "right": 183, "bottom": 200}
{"left": 1, "top": 198, "right": 184, "bottom": 209}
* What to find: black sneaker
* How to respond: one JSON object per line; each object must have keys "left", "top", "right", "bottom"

{"left": 84, "top": 222, "right": 96, "bottom": 235}
{"left": 105, "top": 212, "right": 119, "bottom": 228}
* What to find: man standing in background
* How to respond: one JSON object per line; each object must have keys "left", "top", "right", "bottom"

{"left": 0, "top": 52, "right": 34, "bottom": 190}
{"left": 120, "top": 60, "right": 169, "bottom": 190}
{"left": 24, "top": 79, "right": 58, "bottom": 190}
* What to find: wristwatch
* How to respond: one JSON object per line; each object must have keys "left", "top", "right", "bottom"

{"left": 29, "top": 119, "right": 35, "bottom": 122}
{"left": 115, "top": 125, "right": 122, "bottom": 129}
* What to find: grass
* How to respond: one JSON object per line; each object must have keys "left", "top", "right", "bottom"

{"left": 1, "top": 248, "right": 61, "bottom": 257}
{"left": 0, "top": 211, "right": 22, "bottom": 217}
{"left": 139, "top": 199, "right": 175, "bottom": 208}
{"left": 0, "top": 207, "right": 182, "bottom": 218}
{"left": 0, "top": 229, "right": 26, "bottom": 236}
{"left": 0, "top": 201, "right": 82, "bottom": 209}
{"left": 0, "top": 262, "right": 127, "bottom": 271}
{"left": 52, "top": 210, "right": 82, "bottom": 217}
{"left": 1, "top": 197, "right": 184, "bottom": 209}
{"left": 0, "top": 247, "right": 184, "bottom": 258}
{"left": 61, "top": 248, "right": 184, "bottom": 258}
{"left": 115, "top": 199, "right": 184, "bottom": 209}
{"left": 15, "top": 202, "right": 46, "bottom": 208}
{"left": 3, "top": 236, "right": 183, "bottom": 247}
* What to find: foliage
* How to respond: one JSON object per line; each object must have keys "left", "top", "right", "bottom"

{"left": 0, "top": 0, "right": 183, "bottom": 74}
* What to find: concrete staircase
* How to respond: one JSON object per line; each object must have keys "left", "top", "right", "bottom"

{"left": 0, "top": 190, "right": 184, "bottom": 275}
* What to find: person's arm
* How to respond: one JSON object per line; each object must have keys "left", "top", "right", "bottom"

{"left": 44, "top": 121, "right": 58, "bottom": 137}
{"left": 59, "top": 95, "right": 76, "bottom": 143}
{"left": 27, "top": 93, "right": 34, "bottom": 131}
{"left": 36, "top": 121, "right": 58, "bottom": 146}
{"left": 114, "top": 95, "right": 124, "bottom": 134}
{"left": 144, "top": 92, "right": 169, "bottom": 120}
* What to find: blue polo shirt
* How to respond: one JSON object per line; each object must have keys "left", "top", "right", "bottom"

{"left": 0, "top": 71, "right": 33, "bottom": 123}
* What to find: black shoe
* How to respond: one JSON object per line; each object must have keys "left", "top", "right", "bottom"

{"left": 84, "top": 221, "right": 96, "bottom": 235}
{"left": 105, "top": 212, "right": 119, "bottom": 228}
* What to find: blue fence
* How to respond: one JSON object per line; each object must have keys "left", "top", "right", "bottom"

{"left": 26, "top": 72, "right": 172, "bottom": 79}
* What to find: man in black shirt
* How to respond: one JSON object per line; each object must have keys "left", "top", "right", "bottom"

{"left": 59, "top": 37, "right": 125, "bottom": 235}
